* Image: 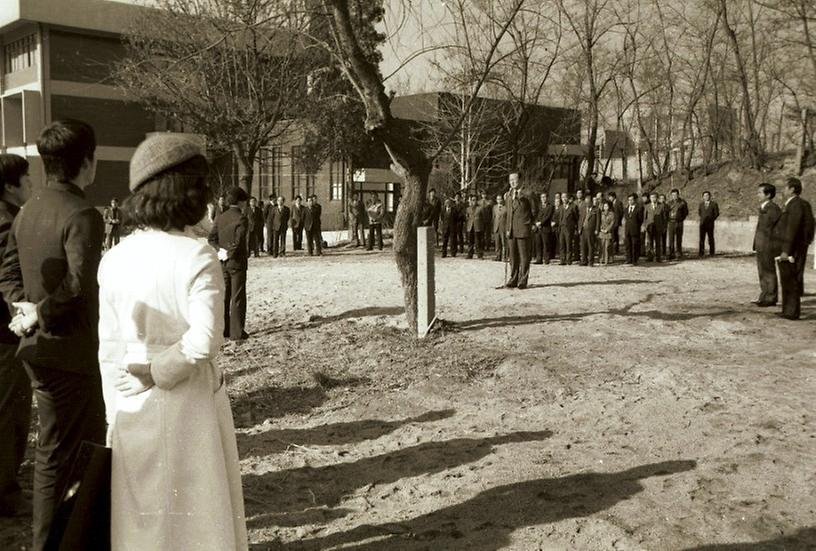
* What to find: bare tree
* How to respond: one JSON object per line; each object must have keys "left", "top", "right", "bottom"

{"left": 117, "top": 0, "right": 311, "bottom": 193}
{"left": 309, "top": 0, "right": 527, "bottom": 331}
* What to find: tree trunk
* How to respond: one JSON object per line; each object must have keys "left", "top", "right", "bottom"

{"left": 233, "top": 144, "right": 254, "bottom": 193}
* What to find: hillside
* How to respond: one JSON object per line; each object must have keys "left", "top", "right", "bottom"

{"left": 613, "top": 154, "right": 816, "bottom": 220}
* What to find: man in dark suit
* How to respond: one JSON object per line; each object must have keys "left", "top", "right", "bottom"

{"left": 208, "top": 186, "right": 249, "bottom": 340}
{"left": 440, "top": 199, "right": 459, "bottom": 258}
{"left": 478, "top": 190, "right": 493, "bottom": 250}
{"left": 623, "top": 193, "right": 643, "bottom": 265}
{"left": 270, "top": 196, "right": 290, "bottom": 257}
{"left": 492, "top": 194, "right": 507, "bottom": 261}
{"left": 290, "top": 195, "right": 305, "bottom": 251}
{"left": 607, "top": 191, "right": 624, "bottom": 255}
{"left": 551, "top": 194, "right": 563, "bottom": 260}
{"left": 775, "top": 177, "right": 814, "bottom": 319}
{"left": 572, "top": 189, "right": 585, "bottom": 260}
{"left": 464, "top": 195, "right": 485, "bottom": 259}
{"left": 0, "top": 154, "right": 30, "bottom": 520}
{"left": 578, "top": 196, "right": 600, "bottom": 266}
{"left": 643, "top": 191, "right": 666, "bottom": 262}
{"left": 0, "top": 120, "right": 106, "bottom": 549}
{"left": 698, "top": 191, "right": 719, "bottom": 257}
{"left": 245, "top": 196, "right": 263, "bottom": 258}
{"left": 752, "top": 183, "right": 782, "bottom": 307}
{"left": 311, "top": 194, "right": 323, "bottom": 254}
{"left": 303, "top": 196, "right": 322, "bottom": 255}
{"left": 505, "top": 173, "right": 533, "bottom": 289}
{"left": 533, "top": 193, "right": 554, "bottom": 264}
{"left": 103, "top": 197, "right": 121, "bottom": 250}
{"left": 559, "top": 194, "right": 578, "bottom": 265}
{"left": 366, "top": 195, "right": 384, "bottom": 251}
{"left": 349, "top": 194, "right": 367, "bottom": 247}
{"left": 667, "top": 189, "right": 689, "bottom": 259}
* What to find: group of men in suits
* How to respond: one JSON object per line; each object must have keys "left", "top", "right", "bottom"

{"left": 223, "top": 193, "right": 325, "bottom": 259}
{"left": 752, "top": 177, "right": 814, "bottom": 320}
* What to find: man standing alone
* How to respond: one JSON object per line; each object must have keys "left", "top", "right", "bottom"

{"left": 103, "top": 197, "right": 121, "bottom": 250}
{"left": 209, "top": 186, "right": 249, "bottom": 340}
{"left": 698, "top": 191, "right": 719, "bottom": 257}
{"left": 0, "top": 120, "right": 106, "bottom": 549}
{"left": 504, "top": 173, "right": 533, "bottom": 289}
{"left": 752, "top": 183, "right": 781, "bottom": 307}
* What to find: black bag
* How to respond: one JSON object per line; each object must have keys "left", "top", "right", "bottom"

{"left": 45, "top": 441, "right": 111, "bottom": 551}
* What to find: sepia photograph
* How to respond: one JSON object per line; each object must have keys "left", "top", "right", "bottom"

{"left": 0, "top": 0, "right": 814, "bottom": 549}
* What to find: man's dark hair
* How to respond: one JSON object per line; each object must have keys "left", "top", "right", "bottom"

{"left": 607, "top": 191, "right": 617, "bottom": 199}
{"left": 226, "top": 186, "right": 248, "bottom": 205}
{"left": 785, "top": 177, "right": 802, "bottom": 195}
{"left": 758, "top": 183, "right": 776, "bottom": 199}
{"left": 123, "top": 156, "right": 210, "bottom": 231}
{"left": 37, "top": 119, "right": 96, "bottom": 182}
{"left": 628, "top": 193, "right": 638, "bottom": 201}
{"left": 670, "top": 188, "right": 679, "bottom": 194}
{"left": 0, "top": 154, "right": 29, "bottom": 188}
{"left": 702, "top": 190, "right": 711, "bottom": 197}
{"left": 294, "top": 194, "right": 302, "bottom": 200}
{"left": 429, "top": 188, "right": 436, "bottom": 194}
{"left": 268, "top": 193, "right": 275, "bottom": 200}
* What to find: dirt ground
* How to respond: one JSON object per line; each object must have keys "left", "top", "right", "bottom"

{"left": 2, "top": 245, "right": 815, "bottom": 550}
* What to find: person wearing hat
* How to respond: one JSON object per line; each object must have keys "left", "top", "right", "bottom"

{"left": 97, "top": 132, "right": 247, "bottom": 550}
{"left": 0, "top": 120, "right": 107, "bottom": 550}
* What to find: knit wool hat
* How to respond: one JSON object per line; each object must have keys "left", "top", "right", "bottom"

{"left": 129, "top": 133, "right": 205, "bottom": 192}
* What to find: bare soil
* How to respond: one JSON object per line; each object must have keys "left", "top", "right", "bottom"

{"left": 3, "top": 247, "right": 815, "bottom": 550}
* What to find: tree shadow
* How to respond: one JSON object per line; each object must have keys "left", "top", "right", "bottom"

{"left": 308, "top": 306, "right": 406, "bottom": 324}
{"left": 251, "top": 459, "right": 696, "bottom": 550}
{"left": 681, "top": 527, "right": 816, "bottom": 550}
{"left": 230, "top": 376, "right": 369, "bottom": 429}
{"left": 525, "top": 278, "right": 658, "bottom": 289}
{"left": 242, "top": 430, "right": 554, "bottom": 527}
{"left": 238, "top": 409, "right": 456, "bottom": 457}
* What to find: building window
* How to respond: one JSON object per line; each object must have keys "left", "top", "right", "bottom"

{"left": 292, "top": 145, "right": 315, "bottom": 199}
{"left": 3, "top": 34, "right": 37, "bottom": 74}
{"left": 259, "top": 146, "right": 282, "bottom": 200}
{"left": 329, "top": 159, "right": 345, "bottom": 201}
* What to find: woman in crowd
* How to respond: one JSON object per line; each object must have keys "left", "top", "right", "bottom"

{"left": 97, "top": 134, "right": 247, "bottom": 550}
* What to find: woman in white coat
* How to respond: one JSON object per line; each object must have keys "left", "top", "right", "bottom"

{"left": 98, "top": 134, "right": 247, "bottom": 550}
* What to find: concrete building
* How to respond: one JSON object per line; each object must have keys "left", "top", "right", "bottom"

{"left": 0, "top": 0, "right": 162, "bottom": 204}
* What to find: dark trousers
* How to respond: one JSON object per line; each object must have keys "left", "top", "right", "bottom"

{"left": 611, "top": 225, "right": 621, "bottom": 255}
{"left": 494, "top": 231, "right": 506, "bottom": 260}
{"left": 571, "top": 231, "right": 580, "bottom": 263}
{"left": 647, "top": 225, "right": 663, "bottom": 261}
{"left": 271, "top": 229, "right": 286, "bottom": 257}
{"left": 533, "top": 230, "right": 552, "bottom": 263}
{"left": 367, "top": 224, "right": 383, "bottom": 251}
{"left": 442, "top": 230, "right": 458, "bottom": 257}
{"left": 559, "top": 228, "right": 574, "bottom": 264}
{"left": 580, "top": 231, "right": 595, "bottom": 265}
{"left": 222, "top": 267, "right": 247, "bottom": 339}
{"left": 0, "top": 344, "right": 30, "bottom": 515}
{"left": 265, "top": 223, "right": 274, "bottom": 253}
{"left": 292, "top": 226, "right": 304, "bottom": 250}
{"left": 756, "top": 250, "right": 778, "bottom": 304}
{"left": 779, "top": 254, "right": 805, "bottom": 319}
{"left": 699, "top": 222, "right": 715, "bottom": 256}
{"left": 458, "top": 227, "right": 466, "bottom": 253}
{"left": 307, "top": 227, "right": 323, "bottom": 255}
{"left": 467, "top": 229, "right": 484, "bottom": 258}
{"left": 668, "top": 221, "right": 684, "bottom": 258}
{"left": 625, "top": 233, "right": 640, "bottom": 264}
{"left": 26, "top": 364, "right": 105, "bottom": 551}
{"left": 104, "top": 228, "right": 120, "bottom": 250}
{"left": 351, "top": 220, "right": 365, "bottom": 246}
{"left": 507, "top": 237, "right": 531, "bottom": 287}
{"left": 248, "top": 229, "right": 261, "bottom": 257}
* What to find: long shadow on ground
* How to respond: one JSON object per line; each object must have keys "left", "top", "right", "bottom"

{"left": 526, "top": 278, "right": 659, "bottom": 289}
{"left": 250, "top": 459, "right": 696, "bottom": 550}
{"left": 243, "top": 430, "right": 553, "bottom": 528}
{"left": 681, "top": 527, "right": 816, "bottom": 550}
{"left": 238, "top": 409, "right": 456, "bottom": 457}
{"left": 231, "top": 377, "right": 369, "bottom": 428}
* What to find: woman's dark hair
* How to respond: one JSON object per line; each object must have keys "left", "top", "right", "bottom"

{"left": 0, "top": 154, "right": 29, "bottom": 188}
{"left": 37, "top": 119, "right": 95, "bottom": 182}
{"left": 123, "top": 155, "right": 211, "bottom": 231}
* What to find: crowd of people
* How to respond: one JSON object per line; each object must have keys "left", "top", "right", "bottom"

{"left": 0, "top": 123, "right": 246, "bottom": 550}
{"left": 419, "top": 172, "right": 813, "bottom": 320}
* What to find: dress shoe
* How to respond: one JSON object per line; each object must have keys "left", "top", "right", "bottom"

{"left": 776, "top": 313, "right": 799, "bottom": 320}
{"left": 504, "top": 282, "right": 517, "bottom": 289}
{"left": 517, "top": 283, "right": 527, "bottom": 290}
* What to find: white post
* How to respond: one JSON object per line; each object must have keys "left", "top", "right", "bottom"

{"left": 417, "top": 226, "right": 436, "bottom": 338}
